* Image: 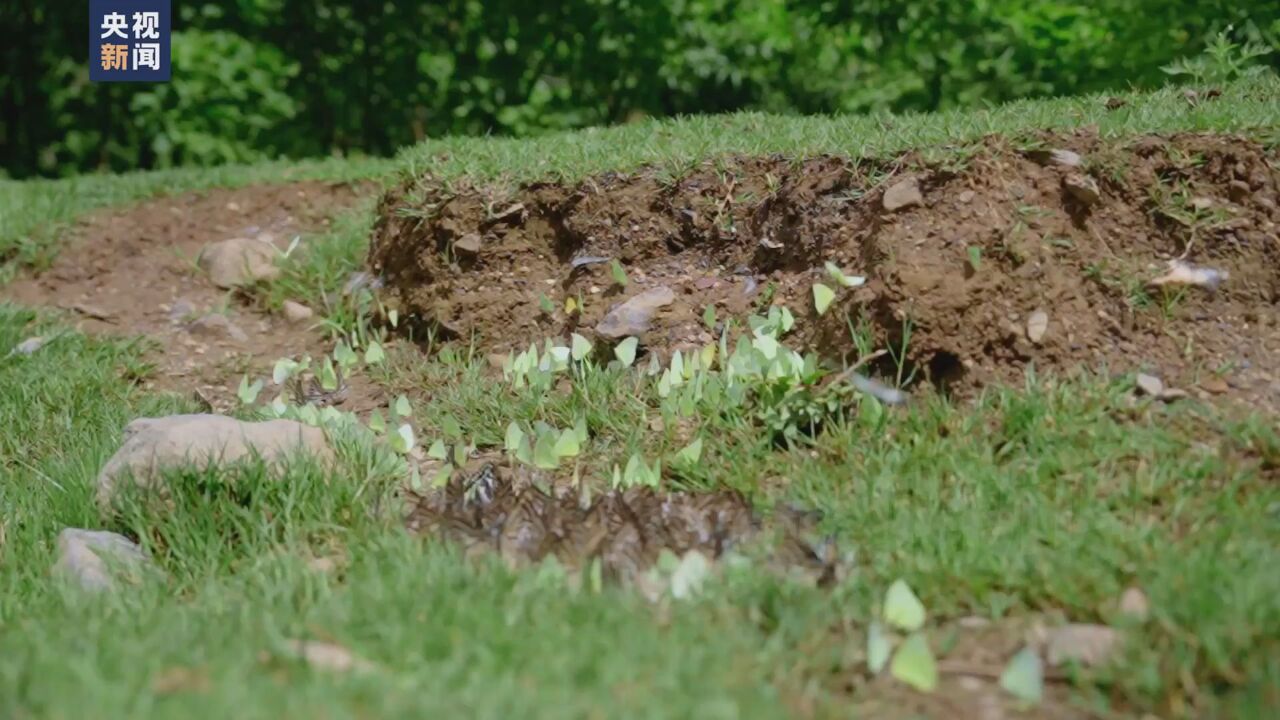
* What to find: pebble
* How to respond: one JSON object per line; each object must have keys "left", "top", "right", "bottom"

{"left": 186, "top": 313, "right": 249, "bottom": 343}
{"left": 198, "top": 237, "right": 280, "bottom": 289}
{"left": 882, "top": 177, "right": 924, "bottom": 212}
{"left": 1135, "top": 373, "right": 1164, "bottom": 397}
{"left": 282, "top": 301, "right": 313, "bottom": 324}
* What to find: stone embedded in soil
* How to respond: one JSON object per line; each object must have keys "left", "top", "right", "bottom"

{"left": 1135, "top": 373, "right": 1164, "bottom": 397}
{"left": 197, "top": 237, "right": 280, "bottom": 289}
{"left": 1026, "top": 310, "right": 1049, "bottom": 344}
{"left": 186, "top": 313, "right": 249, "bottom": 342}
{"left": 282, "top": 300, "right": 314, "bottom": 324}
{"left": 1062, "top": 173, "right": 1101, "bottom": 206}
{"left": 882, "top": 177, "right": 924, "bottom": 212}
{"left": 453, "top": 234, "right": 482, "bottom": 256}
{"left": 55, "top": 528, "right": 148, "bottom": 591}
{"left": 1046, "top": 624, "right": 1121, "bottom": 668}
{"left": 95, "top": 414, "right": 333, "bottom": 511}
{"left": 1200, "top": 376, "right": 1229, "bottom": 395}
{"left": 595, "top": 286, "right": 676, "bottom": 339}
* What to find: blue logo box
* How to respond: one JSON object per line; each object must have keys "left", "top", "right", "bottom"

{"left": 89, "top": 0, "right": 171, "bottom": 82}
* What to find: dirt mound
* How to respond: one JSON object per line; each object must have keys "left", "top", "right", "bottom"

{"left": 4, "top": 181, "right": 379, "bottom": 411}
{"left": 406, "top": 458, "right": 841, "bottom": 585}
{"left": 370, "top": 132, "right": 1279, "bottom": 407}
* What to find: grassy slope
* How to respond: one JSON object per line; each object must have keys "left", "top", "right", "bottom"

{"left": 2, "top": 77, "right": 1279, "bottom": 718}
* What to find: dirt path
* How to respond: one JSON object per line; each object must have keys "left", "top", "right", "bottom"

{"left": 4, "top": 180, "right": 379, "bottom": 412}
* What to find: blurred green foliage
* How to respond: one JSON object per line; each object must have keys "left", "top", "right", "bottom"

{"left": 1, "top": 1, "right": 1276, "bottom": 179}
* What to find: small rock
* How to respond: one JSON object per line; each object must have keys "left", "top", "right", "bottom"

{"left": 486, "top": 352, "right": 508, "bottom": 370}
{"left": 95, "top": 414, "right": 334, "bottom": 511}
{"left": 882, "top": 177, "right": 924, "bottom": 212}
{"left": 1026, "top": 310, "right": 1049, "bottom": 344}
{"left": 1135, "top": 373, "right": 1164, "bottom": 397}
{"left": 1200, "top": 376, "right": 1229, "bottom": 395}
{"left": 1048, "top": 149, "right": 1082, "bottom": 168}
{"left": 55, "top": 529, "right": 148, "bottom": 591}
{"left": 197, "top": 237, "right": 279, "bottom": 289}
{"left": 595, "top": 286, "right": 676, "bottom": 339}
{"left": 282, "top": 301, "right": 314, "bottom": 324}
{"left": 168, "top": 299, "right": 197, "bottom": 322}
{"left": 958, "top": 190, "right": 976, "bottom": 204}
{"left": 1063, "top": 173, "right": 1101, "bottom": 206}
{"left": 1228, "top": 180, "right": 1251, "bottom": 203}
{"left": 453, "top": 234, "right": 482, "bottom": 256}
{"left": 186, "top": 313, "right": 249, "bottom": 343}
{"left": 1118, "top": 587, "right": 1150, "bottom": 622}
{"left": 570, "top": 255, "right": 611, "bottom": 269}
{"left": 1046, "top": 624, "right": 1121, "bottom": 668}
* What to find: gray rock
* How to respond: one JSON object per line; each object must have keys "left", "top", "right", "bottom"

{"left": 55, "top": 529, "right": 148, "bottom": 591}
{"left": 882, "top": 177, "right": 924, "bottom": 212}
{"left": 595, "top": 286, "right": 676, "bottom": 339}
{"left": 186, "top": 313, "right": 249, "bottom": 342}
{"left": 282, "top": 300, "right": 314, "bottom": 324}
{"left": 453, "top": 234, "right": 482, "bottom": 256}
{"left": 197, "top": 237, "right": 280, "bottom": 289}
{"left": 95, "top": 414, "right": 334, "bottom": 511}
{"left": 1135, "top": 373, "right": 1164, "bottom": 397}
{"left": 1063, "top": 173, "right": 1101, "bottom": 206}
{"left": 1046, "top": 624, "right": 1121, "bottom": 668}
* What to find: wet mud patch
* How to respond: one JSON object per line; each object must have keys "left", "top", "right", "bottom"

{"left": 405, "top": 458, "right": 842, "bottom": 587}
{"left": 3, "top": 181, "right": 383, "bottom": 411}
{"left": 371, "top": 131, "right": 1280, "bottom": 410}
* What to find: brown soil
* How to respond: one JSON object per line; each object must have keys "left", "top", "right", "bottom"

{"left": 370, "top": 131, "right": 1280, "bottom": 409}
{"left": 3, "top": 181, "right": 382, "bottom": 412}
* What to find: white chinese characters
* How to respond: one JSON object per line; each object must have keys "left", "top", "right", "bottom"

{"left": 133, "top": 43, "right": 161, "bottom": 71}
{"left": 100, "top": 12, "right": 128, "bottom": 39}
{"left": 132, "top": 11, "right": 160, "bottom": 39}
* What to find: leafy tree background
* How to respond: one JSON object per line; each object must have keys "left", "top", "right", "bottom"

{"left": 1, "top": 1, "right": 1276, "bottom": 179}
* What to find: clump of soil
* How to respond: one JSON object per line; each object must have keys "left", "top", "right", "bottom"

{"left": 405, "top": 457, "right": 841, "bottom": 585}
{"left": 4, "top": 181, "right": 379, "bottom": 410}
{"left": 370, "top": 131, "right": 1279, "bottom": 408}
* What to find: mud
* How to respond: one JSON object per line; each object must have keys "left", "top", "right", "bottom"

{"left": 3, "top": 181, "right": 382, "bottom": 412}
{"left": 405, "top": 457, "right": 842, "bottom": 585}
{"left": 371, "top": 131, "right": 1280, "bottom": 409}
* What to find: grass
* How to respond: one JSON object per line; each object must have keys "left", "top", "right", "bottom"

{"left": 2, "top": 72, "right": 1280, "bottom": 718}
{"left": 2, "top": 302, "right": 1278, "bottom": 718}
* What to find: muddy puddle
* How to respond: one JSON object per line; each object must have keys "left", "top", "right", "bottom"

{"left": 405, "top": 458, "right": 843, "bottom": 586}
